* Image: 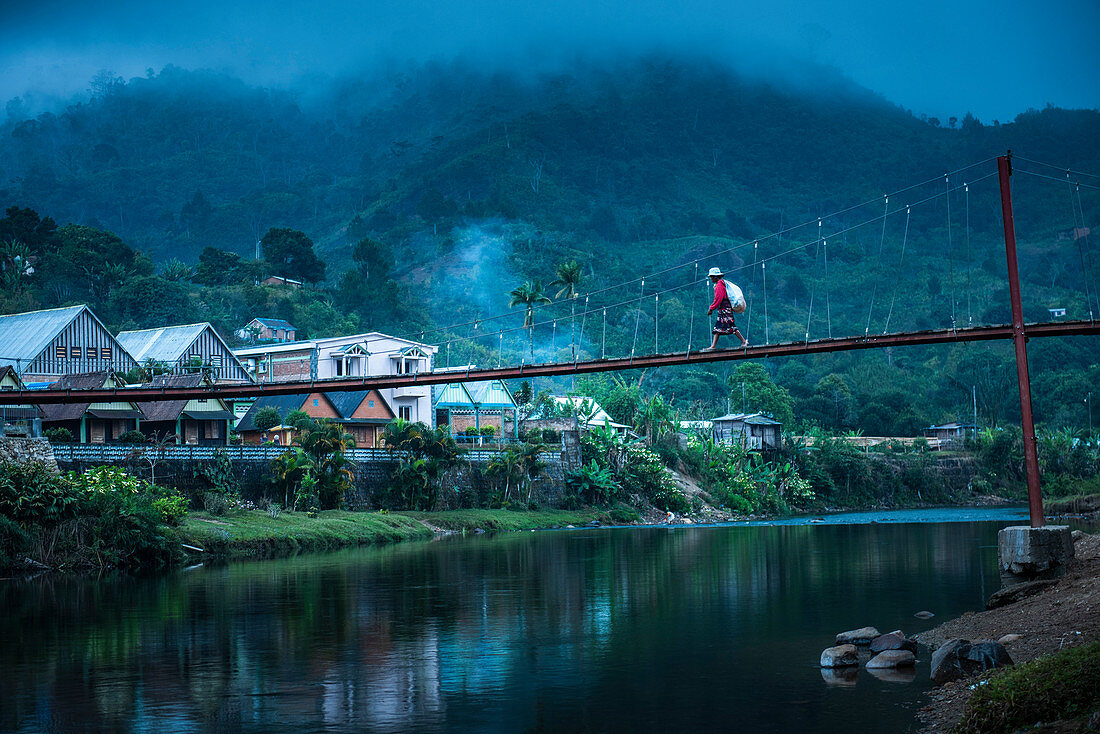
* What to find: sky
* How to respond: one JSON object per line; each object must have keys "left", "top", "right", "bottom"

{"left": 1, "top": 0, "right": 1098, "bottom": 121}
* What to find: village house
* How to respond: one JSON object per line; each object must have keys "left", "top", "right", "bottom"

{"left": 711, "top": 412, "right": 783, "bottom": 451}
{"left": 260, "top": 275, "right": 302, "bottom": 289}
{"left": 39, "top": 371, "right": 144, "bottom": 443}
{"left": 922, "top": 422, "right": 975, "bottom": 445}
{"left": 433, "top": 380, "right": 519, "bottom": 441}
{"left": 550, "top": 395, "right": 632, "bottom": 436}
{"left": 0, "top": 305, "right": 137, "bottom": 383}
{"left": 232, "top": 332, "right": 437, "bottom": 425}
{"left": 235, "top": 388, "right": 395, "bottom": 447}
{"left": 134, "top": 374, "right": 234, "bottom": 445}
{"left": 0, "top": 366, "right": 43, "bottom": 437}
{"left": 238, "top": 317, "right": 297, "bottom": 343}
{"left": 117, "top": 322, "right": 255, "bottom": 383}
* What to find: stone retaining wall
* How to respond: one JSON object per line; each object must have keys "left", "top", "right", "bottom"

{"left": 0, "top": 437, "right": 60, "bottom": 473}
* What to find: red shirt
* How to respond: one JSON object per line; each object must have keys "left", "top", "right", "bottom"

{"left": 710, "top": 279, "right": 728, "bottom": 310}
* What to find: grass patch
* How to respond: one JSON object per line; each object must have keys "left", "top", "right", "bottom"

{"left": 409, "top": 508, "right": 606, "bottom": 532}
{"left": 177, "top": 507, "right": 643, "bottom": 561}
{"left": 954, "top": 640, "right": 1100, "bottom": 734}
{"left": 179, "top": 510, "right": 433, "bottom": 560}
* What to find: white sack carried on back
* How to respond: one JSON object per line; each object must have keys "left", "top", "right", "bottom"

{"left": 723, "top": 280, "right": 746, "bottom": 313}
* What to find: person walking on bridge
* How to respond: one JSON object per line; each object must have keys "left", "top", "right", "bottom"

{"left": 703, "top": 267, "right": 748, "bottom": 351}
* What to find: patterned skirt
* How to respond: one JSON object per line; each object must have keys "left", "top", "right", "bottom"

{"left": 713, "top": 302, "right": 738, "bottom": 335}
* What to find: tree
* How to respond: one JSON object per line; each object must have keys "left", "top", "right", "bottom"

{"left": 283, "top": 409, "right": 316, "bottom": 433}
{"left": 728, "top": 363, "right": 794, "bottom": 426}
{"left": 300, "top": 419, "right": 355, "bottom": 509}
{"left": 508, "top": 280, "right": 552, "bottom": 357}
{"left": 253, "top": 407, "right": 282, "bottom": 432}
{"left": 549, "top": 260, "right": 584, "bottom": 299}
{"left": 261, "top": 227, "right": 326, "bottom": 283}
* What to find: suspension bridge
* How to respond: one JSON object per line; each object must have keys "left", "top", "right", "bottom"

{"left": 2, "top": 153, "right": 1097, "bottom": 527}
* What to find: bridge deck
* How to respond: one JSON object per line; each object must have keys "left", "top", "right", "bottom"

{"left": 4, "top": 320, "right": 1098, "bottom": 404}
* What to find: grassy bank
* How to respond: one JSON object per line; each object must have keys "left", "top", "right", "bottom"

{"left": 180, "top": 508, "right": 616, "bottom": 561}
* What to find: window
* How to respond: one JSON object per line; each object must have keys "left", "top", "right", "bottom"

{"left": 55, "top": 344, "right": 66, "bottom": 359}
{"left": 368, "top": 400, "right": 374, "bottom": 407}
{"left": 86, "top": 347, "right": 97, "bottom": 359}
{"left": 211, "top": 356, "right": 223, "bottom": 367}
{"left": 334, "top": 359, "right": 344, "bottom": 376}
{"left": 101, "top": 347, "right": 112, "bottom": 360}
{"left": 399, "top": 406, "right": 412, "bottom": 421}
{"left": 70, "top": 347, "right": 81, "bottom": 359}
{"left": 313, "top": 399, "right": 319, "bottom": 406}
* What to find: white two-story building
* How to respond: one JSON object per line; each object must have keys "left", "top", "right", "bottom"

{"left": 232, "top": 332, "right": 437, "bottom": 425}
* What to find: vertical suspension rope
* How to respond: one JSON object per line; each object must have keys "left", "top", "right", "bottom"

{"left": 883, "top": 205, "right": 912, "bottom": 333}
{"left": 654, "top": 293, "right": 659, "bottom": 354}
{"left": 965, "top": 183, "right": 973, "bottom": 325}
{"left": 865, "top": 195, "right": 889, "bottom": 335}
{"left": 577, "top": 295, "right": 590, "bottom": 363}
{"left": 602, "top": 308, "right": 607, "bottom": 359}
{"left": 551, "top": 320, "right": 557, "bottom": 357}
{"left": 745, "top": 242, "right": 758, "bottom": 343}
{"left": 1077, "top": 183, "right": 1098, "bottom": 319}
{"left": 570, "top": 297, "right": 577, "bottom": 360}
{"left": 823, "top": 238, "right": 833, "bottom": 338}
{"left": 631, "top": 278, "right": 645, "bottom": 359}
{"left": 805, "top": 218, "right": 822, "bottom": 343}
{"left": 1069, "top": 175, "right": 1096, "bottom": 321}
{"left": 498, "top": 332, "right": 503, "bottom": 368}
{"left": 687, "top": 261, "right": 699, "bottom": 353}
{"left": 946, "top": 173, "right": 957, "bottom": 330}
{"left": 762, "top": 260, "right": 770, "bottom": 345}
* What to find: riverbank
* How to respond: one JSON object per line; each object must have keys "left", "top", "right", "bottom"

{"left": 179, "top": 507, "right": 622, "bottom": 561}
{"left": 914, "top": 530, "right": 1100, "bottom": 732}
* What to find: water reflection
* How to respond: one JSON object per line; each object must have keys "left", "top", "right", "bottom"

{"left": 0, "top": 514, "right": 1075, "bottom": 733}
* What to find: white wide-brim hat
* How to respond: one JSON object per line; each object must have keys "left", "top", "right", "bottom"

{"left": 707, "top": 267, "right": 724, "bottom": 277}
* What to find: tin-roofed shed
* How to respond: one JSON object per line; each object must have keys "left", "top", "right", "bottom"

{"left": 117, "top": 323, "right": 254, "bottom": 383}
{"left": 434, "top": 380, "right": 519, "bottom": 441}
{"left": 0, "top": 305, "right": 136, "bottom": 381}
{"left": 711, "top": 412, "right": 782, "bottom": 451}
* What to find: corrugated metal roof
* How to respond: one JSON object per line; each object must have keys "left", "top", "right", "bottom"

{"left": 0, "top": 305, "right": 86, "bottom": 369}
{"left": 712, "top": 412, "right": 782, "bottom": 425}
{"left": 433, "top": 382, "right": 476, "bottom": 408}
{"left": 252, "top": 317, "right": 296, "bottom": 330}
{"left": 468, "top": 380, "right": 516, "bottom": 409}
{"left": 117, "top": 323, "right": 208, "bottom": 363}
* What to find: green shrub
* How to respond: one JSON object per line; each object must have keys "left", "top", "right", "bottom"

{"left": 0, "top": 462, "right": 83, "bottom": 525}
{"left": 565, "top": 460, "right": 621, "bottom": 505}
{"left": 203, "top": 492, "right": 231, "bottom": 516}
{"left": 956, "top": 640, "right": 1100, "bottom": 734}
{"left": 0, "top": 515, "right": 31, "bottom": 566}
{"left": 151, "top": 493, "right": 189, "bottom": 526}
{"left": 43, "top": 427, "right": 74, "bottom": 443}
{"left": 118, "top": 430, "right": 147, "bottom": 444}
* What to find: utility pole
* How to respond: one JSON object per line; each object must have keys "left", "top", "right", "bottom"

{"left": 1088, "top": 391, "right": 1093, "bottom": 438}
{"left": 742, "top": 381, "right": 746, "bottom": 413}
{"left": 997, "top": 152, "right": 1044, "bottom": 528}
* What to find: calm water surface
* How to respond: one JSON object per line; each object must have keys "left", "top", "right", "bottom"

{"left": 2, "top": 508, "right": 1093, "bottom": 733}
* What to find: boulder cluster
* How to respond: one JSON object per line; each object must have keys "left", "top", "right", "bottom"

{"left": 819, "top": 625, "right": 1014, "bottom": 686}
{"left": 820, "top": 627, "right": 919, "bottom": 683}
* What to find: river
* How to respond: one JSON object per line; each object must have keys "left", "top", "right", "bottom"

{"left": 1, "top": 507, "right": 1094, "bottom": 733}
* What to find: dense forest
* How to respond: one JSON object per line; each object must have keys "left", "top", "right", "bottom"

{"left": 1, "top": 56, "right": 1098, "bottom": 435}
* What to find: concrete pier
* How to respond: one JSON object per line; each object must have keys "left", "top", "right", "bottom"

{"left": 997, "top": 525, "right": 1074, "bottom": 576}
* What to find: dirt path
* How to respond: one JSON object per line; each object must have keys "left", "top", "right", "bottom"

{"left": 913, "top": 532, "right": 1100, "bottom": 732}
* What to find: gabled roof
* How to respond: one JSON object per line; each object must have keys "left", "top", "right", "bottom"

{"left": 235, "top": 393, "right": 309, "bottom": 432}
{"left": 116, "top": 323, "right": 210, "bottom": 363}
{"left": 0, "top": 365, "right": 25, "bottom": 388}
{"left": 136, "top": 374, "right": 227, "bottom": 422}
{"left": 434, "top": 381, "right": 516, "bottom": 410}
{"left": 712, "top": 412, "right": 782, "bottom": 425}
{"left": 251, "top": 317, "right": 296, "bottom": 330}
{"left": 326, "top": 389, "right": 394, "bottom": 422}
{"left": 926, "top": 422, "right": 975, "bottom": 430}
{"left": 0, "top": 305, "right": 90, "bottom": 370}
{"left": 39, "top": 371, "right": 139, "bottom": 422}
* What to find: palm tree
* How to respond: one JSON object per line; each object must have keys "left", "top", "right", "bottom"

{"left": 508, "top": 280, "right": 552, "bottom": 357}
{"left": 549, "top": 260, "right": 583, "bottom": 299}
{"left": 549, "top": 261, "right": 584, "bottom": 359}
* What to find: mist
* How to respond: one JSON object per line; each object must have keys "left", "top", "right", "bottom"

{"left": 2, "top": 0, "right": 1098, "bottom": 122}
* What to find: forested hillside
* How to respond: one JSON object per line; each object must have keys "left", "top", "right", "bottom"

{"left": 1, "top": 57, "right": 1097, "bottom": 434}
